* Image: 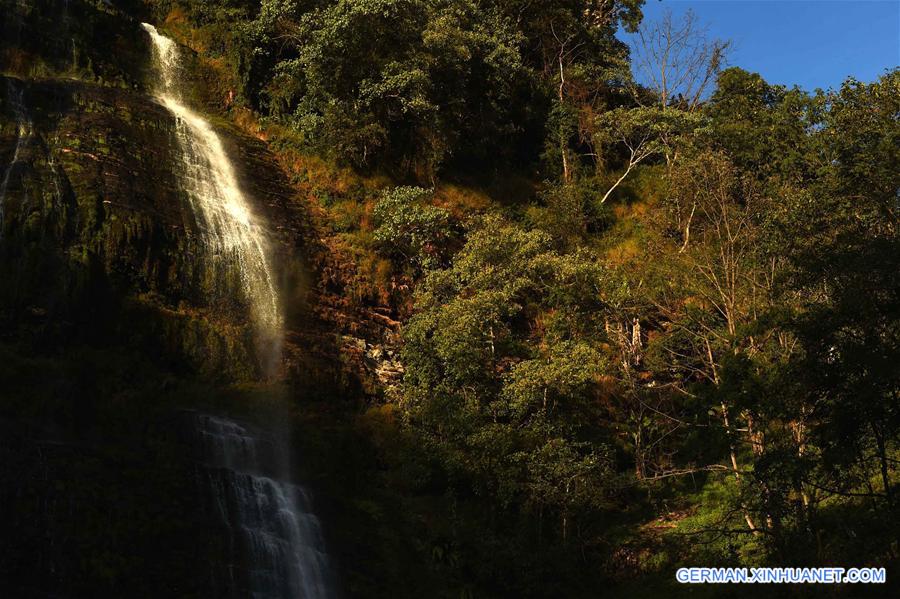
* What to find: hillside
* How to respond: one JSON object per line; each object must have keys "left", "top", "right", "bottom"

{"left": 0, "top": 0, "right": 898, "bottom": 597}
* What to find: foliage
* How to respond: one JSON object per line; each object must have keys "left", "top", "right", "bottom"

{"left": 373, "top": 186, "right": 454, "bottom": 272}
{"left": 395, "top": 66, "right": 900, "bottom": 593}
{"left": 235, "top": 0, "right": 536, "bottom": 174}
{"left": 705, "top": 67, "right": 824, "bottom": 182}
{"left": 166, "top": 0, "right": 646, "bottom": 177}
{"left": 4, "top": 2, "right": 900, "bottom": 596}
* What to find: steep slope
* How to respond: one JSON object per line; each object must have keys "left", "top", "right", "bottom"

{"left": 0, "top": 1, "right": 349, "bottom": 596}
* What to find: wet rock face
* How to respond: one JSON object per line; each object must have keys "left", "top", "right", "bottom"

{"left": 0, "top": 79, "right": 188, "bottom": 312}
{"left": 0, "top": 74, "right": 302, "bottom": 379}
{"left": 0, "top": 2, "right": 318, "bottom": 382}
{"left": 0, "top": 0, "right": 311, "bottom": 381}
{"left": 0, "top": 76, "right": 177, "bottom": 306}
{"left": 0, "top": 416, "right": 213, "bottom": 597}
{"left": 0, "top": 0, "right": 151, "bottom": 86}
{"left": 0, "top": 4, "right": 340, "bottom": 597}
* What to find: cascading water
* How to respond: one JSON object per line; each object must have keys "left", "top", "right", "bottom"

{"left": 0, "top": 80, "right": 33, "bottom": 238}
{"left": 141, "top": 25, "right": 332, "bottom": 598}
{"left": 141, "top": 23, "right": 282, "bottom": 363}
{"left": 193, "top": 414, "right": 333, "bottom": 599}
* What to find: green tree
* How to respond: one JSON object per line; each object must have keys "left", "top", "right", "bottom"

{"left": 778, "top": 70, "right": 900, "bottom": 510}
{"left": 593, "top": 105, "right": 701, "bottom": 203}
{"left": 402, "top": 216, "right": 613, "bottom": 544}
{"left": 706, "top": 67, "right": 823, "bottom": 183}
{"left": 373, "top": 186, "right": 453, "bottom": 272}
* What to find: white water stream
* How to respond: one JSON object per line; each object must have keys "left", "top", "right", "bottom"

{"left": 142, "top": 25, "right": 333, "bottom": 598}
{"left": 141, "top": 23, "right": 282, "bottom": 356}
{"left": 195, "top": 415, "right": 333, "bottom": 599}
{"left": 0, "top": 80, "right": 32, "bottom": 239}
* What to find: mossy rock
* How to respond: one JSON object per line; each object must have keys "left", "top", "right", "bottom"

{"left": 0, "top": 74, "right": 305, "bottom": 380}
{"left": 0, "top": 0, "right": 152, "bottom": 87}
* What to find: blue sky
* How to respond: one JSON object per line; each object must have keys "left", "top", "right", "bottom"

{"left": 620, "top": 0, "right": 900, "bottom": 91}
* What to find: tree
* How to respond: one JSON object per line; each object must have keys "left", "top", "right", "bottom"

{"left": 592, "top": 105, "right": 699, "bottom": 203}
{"left": 630, "top": 8, "right": 730, "bottom": 113}
{"left": 401, "top": 215, "right": 613, "bottom": 544}
{"left": 505, "top": 0, "right": 643, "bottom": 180}
{"left": 373, "top": 186, "right": 453, "bottom": 272}
{"left": 237, "top": 0, "right": 533, "bottom": 175}
{"left": 706, "top": 67, "right": 823, "bottom": 182}
{"left": 650, "top": 151, "right": 776, "bottom": 532}
{"left": 777, "top": 70, "right": 900, "bottom": 510}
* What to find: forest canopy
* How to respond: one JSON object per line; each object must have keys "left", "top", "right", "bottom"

{"left": 156, "top": 0, "right": 899, "bottom": 593}
{"left": 0, "top": 0, "right": 896, "bottom": 596}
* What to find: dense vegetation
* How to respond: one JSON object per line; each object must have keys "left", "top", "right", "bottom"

{"left": 1, "top": 0, "right": 897, "bottom": 596}
{"left": 172, "top": 0, "right": 898, "bottom": 592}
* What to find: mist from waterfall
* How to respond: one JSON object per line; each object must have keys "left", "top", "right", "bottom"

{"left": 141, "top": 23, "right": 282, "bottom": 369}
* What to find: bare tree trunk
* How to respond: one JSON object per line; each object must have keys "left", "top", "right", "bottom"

{"left": 631, "top": 318, "right": 643, "bottom": 364}
{"left": 791, "top": 417, "right": 820, "bottom": 556}
{"left": 721, "top": 402, "right": 758, "bottom": 532}
{"left": 558, "top": 55, "right": 570, "bottom": 183}
{"left": 873, "top": 421, "right": 894, "bottom": 507}
{"left": 599, "top": 161, "right": 634, "bottom": 204}
{"left": 707, "top": 339, "right": 759, "bottom": 533}
{"left": 791, "top": 419, "right": 811, "bottom": 511}
{"left": 679, "top": 203, "right": 696, "bottom": 253}
{"left": 748, "top": 413, "right": 779, "bottom": 540}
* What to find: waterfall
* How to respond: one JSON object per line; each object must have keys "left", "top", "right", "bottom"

{"left": 194, "top": 414, "right": 333, "bottom": 599}
{"left": 140, "top": 23, "right": 282, "bottom": 365}
{"left": 0, "top": 80, "right": 33, "bottom": 239}
{"left": 140, "top": 26, "right": 331, "bottom": 598}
